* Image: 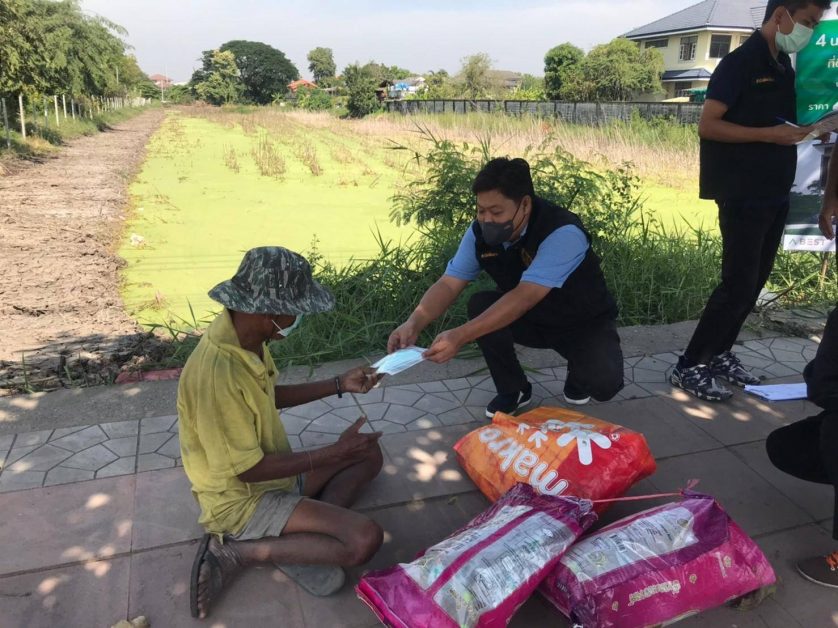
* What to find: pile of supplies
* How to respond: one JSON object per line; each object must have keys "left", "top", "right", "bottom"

{"left": 357, "top": 407, "right": 776, "bottom": 627}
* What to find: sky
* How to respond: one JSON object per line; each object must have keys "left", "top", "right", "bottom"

{"left": 80, "top": 0, "right": 703, "bottom": 83}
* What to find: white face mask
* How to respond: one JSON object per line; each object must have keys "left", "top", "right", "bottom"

{"left": 775, "top": 9, "right": 814, "bottom": 54}
{"left": 272, "top": 314, "right": 303, "bottom": 338}
{"left": 372, "top": 346, "right": 426, "bottom": 375}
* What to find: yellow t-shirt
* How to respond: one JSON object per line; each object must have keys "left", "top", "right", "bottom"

{"left": 177, "top": 309, "right": 295, "bottom": 536}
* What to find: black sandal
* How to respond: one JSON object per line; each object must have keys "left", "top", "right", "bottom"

{"left": 190, "top": 534, "right": 226, "bottom": 618}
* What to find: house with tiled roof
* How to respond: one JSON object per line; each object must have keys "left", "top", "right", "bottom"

{"left": 288, "top": 79, "right": 317, "bottom": 93}
{"left": 625, "top": 0, "right": 767, "bottom": 99}
{"left": 148, "top": 74, "right": 173, "bottom": 90}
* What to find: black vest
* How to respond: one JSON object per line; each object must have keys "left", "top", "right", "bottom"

{"left": 473, "top": 196, "right": 617, "bottom": 328}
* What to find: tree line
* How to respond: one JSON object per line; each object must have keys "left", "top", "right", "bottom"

{"left": 185, "top": 41, "right": 413, "bottom": 118}
{"left": 186, "top": 37, "right": 664, "bottom": 118}
{"left": 0, "top": 0, "right": 159, "bottom": 108}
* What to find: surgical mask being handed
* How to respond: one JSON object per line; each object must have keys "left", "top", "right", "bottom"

{"left": 775, "top": 9, "right": 814, "bottom": 54}
{"left": 479, "top": 201, "right": 525, "bottom": 247}
{"left": 273, "top": 314, "right": 303, "bottom": 338}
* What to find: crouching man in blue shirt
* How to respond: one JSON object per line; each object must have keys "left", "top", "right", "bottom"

{"left": 388, "top": 157, "right": 623, "bottom": 418}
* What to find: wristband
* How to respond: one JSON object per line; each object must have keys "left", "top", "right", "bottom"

{"left": 334, "top": 376, "right": 343, "bottom": 398}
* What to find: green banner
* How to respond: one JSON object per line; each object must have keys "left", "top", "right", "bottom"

{"left": 785, "top": 2, "right": 838, "bottom": 252}
{"left": 796, "top": 7, "right": 838, "bottom": 123}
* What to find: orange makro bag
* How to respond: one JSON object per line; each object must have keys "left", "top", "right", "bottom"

{"left": 454, "top": 407, "right": 656, "bottom": 512}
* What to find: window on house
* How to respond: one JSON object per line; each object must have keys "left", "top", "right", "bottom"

{"left": 674, "top": 81, "right": 693, "bottom": 97}
{"left": 709, "top": 34, "right": 732, "bottom": 58}
{"left": 739, "top": 35, "right": 749, "bottom": 47}
{"left": 645, "top": 38, "right": 669, "bottom": 49}
{"left": 679, "top": 36, "right": 698, "bottom": 61}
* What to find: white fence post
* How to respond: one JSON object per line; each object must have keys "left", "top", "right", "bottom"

{"left": 18, "top": 94, "right": 26, "bottom": 139}
{"left": 53, "top": 95, "right": 60, "bottom": 127}
{"left": 62, "top": 94, "right": 67, "bottom": 119}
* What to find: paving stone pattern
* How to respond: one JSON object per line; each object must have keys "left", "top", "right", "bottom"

{"left": 0, "top": 337, "right": 816, "bottom": 493}
{"left": 1, "top": 335, "right": 834, "bottom": 628}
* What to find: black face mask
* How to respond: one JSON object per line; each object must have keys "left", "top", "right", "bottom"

{"left": 479, "top": 201, "right": 524, "bottom": 247}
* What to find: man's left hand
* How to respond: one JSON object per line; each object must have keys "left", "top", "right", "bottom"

{"left": 339, "top": 366, "right": 382, "bottom": 394}
{"left": 423, "top": 329, "right": 466, "bottom": 364}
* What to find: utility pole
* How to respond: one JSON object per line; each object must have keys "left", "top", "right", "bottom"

{"left": 162, "top": 63, "right": 169, "bottom": 103}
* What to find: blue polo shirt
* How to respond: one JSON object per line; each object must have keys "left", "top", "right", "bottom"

{"left": 444, "top": 224, "right": 589, "bottom": 288}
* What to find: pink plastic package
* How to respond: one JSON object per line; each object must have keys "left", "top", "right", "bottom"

{"left": 540, "top": 493, "right": 776, "bottom": 628}
{"left": 356, "top": 483, "right": 597, "bottom": 628}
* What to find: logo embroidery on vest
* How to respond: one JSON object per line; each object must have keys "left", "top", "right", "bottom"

{"left": 520, "top": 249, "right": 534, "bottom": 268}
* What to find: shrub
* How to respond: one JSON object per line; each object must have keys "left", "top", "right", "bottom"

{"left": 296, "top": 87, "right": 333, "bottom": 111}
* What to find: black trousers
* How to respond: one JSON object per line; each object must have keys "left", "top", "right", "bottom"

{"left": 766, "top": 411, "right": 838, "bottom": 540}
{"left": 467, "top": 290, "right": 624, "bottom": 401}
{"left": 766, "top": 304, "right": 838, "bottom": 540}
{"left": 685, "top": 197, "right": 789, "bottom": 365}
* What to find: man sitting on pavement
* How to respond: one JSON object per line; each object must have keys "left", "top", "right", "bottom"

{"left": 177, "top": 247, "right": 384, "bottom": 619}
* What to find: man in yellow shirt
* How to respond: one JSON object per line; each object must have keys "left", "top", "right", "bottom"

{"left": 178, "top": 247, "right": 384, "bottom": 619}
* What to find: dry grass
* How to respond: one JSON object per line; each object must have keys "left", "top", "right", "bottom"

{"left": 222, "top": 145, "right": 240, "bottom": 173}
{"left": 295, "top": 140, "right": 323, "bottom": 176}
{"left": 330, "top": 145, "right": 354, "bottom": 164}
{"left": 179, "top": 106, "right": 698, "bottom": 188}
{"left": 347, "top": 113, "right": 698, "bottom": 188}
{"left": 251, "top": 133, "right": 286, "bottom": 178}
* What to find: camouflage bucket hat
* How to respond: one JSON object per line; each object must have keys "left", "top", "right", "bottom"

{"left": 208, "top": 247, "right": 335, "bottom": 315}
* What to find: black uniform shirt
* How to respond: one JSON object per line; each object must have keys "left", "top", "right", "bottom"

{"left": 699, "top": 30, "right": 798, "bottom": 201}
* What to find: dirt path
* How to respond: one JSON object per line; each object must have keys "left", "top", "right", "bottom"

{"left": 0, "top": 109, "right": 167, "bottom": 394}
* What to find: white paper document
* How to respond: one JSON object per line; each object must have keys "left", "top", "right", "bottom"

{"left": 372, "top": 346, "right": 427, "bottom": 376}
{"left": 744, "top": 383, "right": 808, "bottom": 402}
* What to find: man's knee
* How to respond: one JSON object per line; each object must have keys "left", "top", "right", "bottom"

{"left": 765, "top": 425, "right": 791, "bottom": 470}
{"left": 588, "top": 367, "right": 624, "bottom": 402}
{"left": 467, "top": 291, "right": 502, "bottom": 320}
{"left": 365, "top": 442, "right": 384, "bottom": 478}
{"left": 345, "top": 518, "right": 383, "bottom": 566}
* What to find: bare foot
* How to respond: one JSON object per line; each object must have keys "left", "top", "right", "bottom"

{"left": 192, "top": 535, "right": 246, "bottom": 619}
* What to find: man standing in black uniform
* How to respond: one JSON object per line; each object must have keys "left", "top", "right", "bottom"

{"left": 671, "top": 0, "right": 829, "bottom": 401}
{"left": 388, "top": 158, "right": 623, "bottom": 418}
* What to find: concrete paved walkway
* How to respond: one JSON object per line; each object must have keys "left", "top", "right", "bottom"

{"left": 0, "top": 335, "right": 835, "bottom": 627}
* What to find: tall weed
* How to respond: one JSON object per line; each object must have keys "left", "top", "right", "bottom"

{"left": 222, "top": 145, "right": 240, "bottom": 172}
{"left": 295, "top": 140, "right": 323, "bottom": 176}
{"left": 251, "top": 133, "right": 286, "bottom": 178}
